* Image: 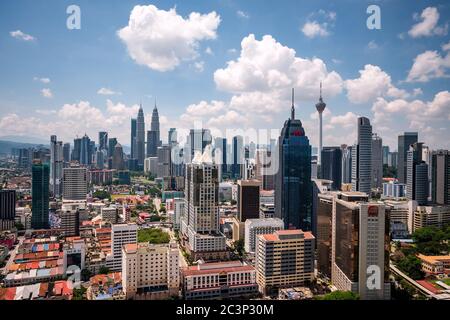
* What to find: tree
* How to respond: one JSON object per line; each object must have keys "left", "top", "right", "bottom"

{"left": 138, "top": 228, "right": 170, "bottom": 244}
{"left": 72, "top": 286, "right": 87, "bottom": 300}
{"left": 81, "top": 268, "right": 92, "bottom": 282}
{"left": 230, "top": 199, "right": 237, "bottom": 206}
{"left": 98, "top": 266, "right": 110, "bottom": 275}
{"left": 93, "top": 190, "right": 111, "bottom": 201}
{"left": 232, "top": 239, "right": 245, "bottom": 257}
{"left": 396, "top": 255, "right": 425, "bottom": 280}
{"left": 317, "top": 291, "right": 359, "bottom": 300}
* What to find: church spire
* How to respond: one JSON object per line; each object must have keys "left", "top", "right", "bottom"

{"left": 291, "top": 88, "right": 295, "bottom": 120}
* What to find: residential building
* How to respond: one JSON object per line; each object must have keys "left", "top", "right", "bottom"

{"left": 351, "top": 117, "right": 372, "bottom": 195}
{"left": 108, "top": 223, "right": 138, "bottom": 271}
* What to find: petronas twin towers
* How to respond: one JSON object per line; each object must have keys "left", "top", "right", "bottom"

{"left": 131, "top": 102, "right": 161, "bottom": 170}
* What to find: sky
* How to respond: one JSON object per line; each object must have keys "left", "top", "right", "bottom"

{"left": 0, "top": 0, "right": 449, "bottom": 151}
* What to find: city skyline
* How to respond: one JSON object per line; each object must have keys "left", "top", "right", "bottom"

{"left": 0, "top": 1, "right": 449, "bottom": 150}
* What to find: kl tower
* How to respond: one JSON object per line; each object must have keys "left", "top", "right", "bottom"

{"left": 315, "top": 82, "right": 326, "bottom": 166}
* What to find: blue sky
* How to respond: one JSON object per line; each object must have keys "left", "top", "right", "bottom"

{"left": 0, "top": 0, "right": 449, "bottom": 150}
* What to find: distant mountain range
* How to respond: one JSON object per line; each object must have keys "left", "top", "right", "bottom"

{"left": 0, "top": 135, "right": 49, "bottom": 145}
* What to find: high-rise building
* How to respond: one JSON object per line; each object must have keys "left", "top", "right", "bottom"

{"left": 388, "top": 151, "right": 398, "bottom": 168}
{"left": 406, "top": 142, "right": 428, "bottom": 205}
{"left": 60, "top": 209, "right": 80, "bottom": 237}
{"left": 431, "top": 150, "right": 450, "bottom": 205}
{"left": 63, "top": 143, "right": 71, "bottom": 164}
{"left": 244, "top": 218, "right": 284, "bottom": 253}
{"left": 168, "top": 128, "right": 177, "bottom": 146}
{"left": 232, "top": 136, "right": 244, "bottom": 179}
{"left": 398, "top": 132, "right": 418, "bottom": 183}
{"left": 0, "top": 190, "right": 16, "bottom": 231}
{"left": 31, "top": 162, "right": 50, "bottom": 229}
{"left": 136, "top": 105, "right": 146, "bottom": 168}
{"left": 18, "top": 148, "right": 32, "bottom": 170}
{"left": 255, "top": 229, "right": 315, "bottom": 295}
{"left": 72, "top": 138, "right": 82, "bottom": 162}
{"left": 255, "top": 149, "right": 275, "bottom": 191}
{"left": 321, "top": 147, "right": 342, "bottom": 190}
{"left": 151, "top": 103, "right": 161, "bottom": 146}
{"left": 317, "top": 193, "right": 333, "bottom": 279}
{"left": 331, "top": 192, "right": 390, "bottom": 300}
{"left": 112, "top": 143, "right": 125, "bottom": 170}
{"left": 108, "top": 138, "right": 118, "bottom": 159}
{"left": 80, "top": 134, "right": 92, "bottom": 166}
{"left": 98, "top": 131, "right": 108, "bottom": 152}
{"left": 214, "top": 137, "right": 228, "bottom": 179}
{"left": 63, "top": 165, "right": 87, "bottom": 202}
{"left": 188, "top": 129, "right": 212, "bottom": 162}
{"left": 382, "top": 146, "right": 390, "bottom": 166}
{"left": 342, "top": 145, "right": 354, "bottom": 184}
{"left": 180, "top": 148, "right": 227, "bottom": 261}
{"left": 50, "top": 135, "right": 64, "bottom": 198}
{"left": 131, "top": 118, "right": 137, "bottom": 159}
{"left": 237, "top": 180, "right": 260, "bottom": 222}
{"left": 109, "top": 223, "right": 138, "bottom": 271}
{"left": 275, "top": 89, "right": 312, "bottom": 231}
{"left": 122, "top": 242, "right": 179, "bottom": 299}
{"left": 146, "top": 130, "right": 158, "bottom": 158}
{"left": 371, "top": 133, "right": 383, "bottom": 190}
{"left": 157, "top": 145, "right": 171, "bottom": 178}
{"left": 351, "top": 117, "right": 372, "bottom": 195}
{"left": 315, "top": 82, "right": 327, "bottom": 166}
{"left": 413, "top": 205, "right": 450, "bottom": 231}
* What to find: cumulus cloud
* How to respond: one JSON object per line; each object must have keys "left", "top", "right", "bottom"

{"left": 41, "top": 88, "right": 53, "bottom": 98}
{"left": 346, "top": 64, "right": 410, "bottom": 104}
{"left": 97, "top": 88, "right": 121, "bottom": 95}
{"left": 10, "top": 30, "right": 35, "bottom": 41}
{"left": 301, "top": 10, "right": 336, "bottom": 38}
{"left": 406, "top": 47, "right": 450, "bottom": 82}
{"left": 408, "top": 7, "right": 448, "bottom": 38}
{"left": 34, "top": 77, "right": 50, "bottom": 84}
{"left": 117, "top": 4, "right": 221, "bottom": 72}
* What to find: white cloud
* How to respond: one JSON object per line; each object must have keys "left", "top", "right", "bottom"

{"left": 214, "top": 34, "right": 343, "bottom": 99}
{"left": 301, "top": 21, "right": 329, "bottom": 38}
{"left": 205, "top": 47, "right": 213, "bottom": 55}
{"left": 10, "top": 30, "right": 35, "bottom": 41}
{"left": 33, "top": 77, "right": 50, "bottom": 84}
{"left": 97, "top": 87, "right": 121, "bottom": 95}
{"left": 236, "top": 10, "right": 249, "bottom": 19}
{"left": 406, "top": 49, "right": 450, "bottom": 82}
{"left": 117, "top": 4, "right": 221, "bottom": 72}
{"left": 193, "top": 61, "right": 205, "bottom": 72}
{"left": 346, "top": 64, "right": 410, "bottom": 104}
{"left": 367, "top": 40, "right": 378, "bottom": 50}
{"left": 41, "top": 88, "right": 53, "bottom": 98}
{"left": 408, "top": 7, "right": 448, "bottom": 38}
{"left": 185, "top": 100, "right": 226, "bottom": 117}
{"left": 329, "top": 112, "right": 358, "bottom": 128}
{"left": 442, "top": 41, "right": 450, "bottom": 51}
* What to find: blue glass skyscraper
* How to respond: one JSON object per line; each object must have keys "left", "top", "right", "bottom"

{"left": 275, "top": 89, "right": 312, "bottom": 231}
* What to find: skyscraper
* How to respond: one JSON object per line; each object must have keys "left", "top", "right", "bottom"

{"left": 168, "top": 128, "right": 177, "bottom": 146}
{"left": 0, "top": 190, "right": 16, "bottom": 231}
{"left": 382, "top": 146, "right": 390, "bottom": 165}
{"left": 351, "top": 117, "right": 372, "bottom": 195}
{"left": 341, "top": 144, "right": 352, "bottom": 184}
{"left": 72, "top": 138, "right": 82, "bottom": 162}
{"left": 214, "top": 137, "right": 228, "bottom": 179}
{"left": 108, "top": 138, "right": 118, "bottom": 158}
{"left": 371, "top": 133, "right": 383, "bottom": 190}
{"left": 237, "top": 180, "right": 260, "bottom": 222}
{"left": 63, "top": 143, "right": 71, "bottom": 164}
{"left": 407, "top": 142, "right": 428, "bottom": 205}
{"left": 151, "top": 102, "right": 161, "bottom": 147}
{"left": 112, "top": 143, "right": 125, "bottom": 170}
{"left": 432, "top": 150, "right": 450, "bottom": 205}
{"left": 50, "top": 135, "right": 63, "bottom": 198}
{"left": 130, "top": 118, "right": 137, "bottom": 159}
{"left": 80, "top": 134, "right": 91, "bottom": 166}
{"left": 315, "top": 82, "right": 326, "bottom": 166}
{"left": 31, "top": 162, "right": 50, "bottom": 229}
{"left": 99, "top": 131, "right": 108, "bottom": 152}
{"left": 232, "top": 136, "right": 244, "bottom": 180}
{"left": 188, "top": 129, "right": 212, "bottom": 161}
{"left": 146, "top": 130, "right": 158, "bottom": 157}
{"left": 398, "top": 132, "right": 418, "bottom": 183}
{"left": 63, "top": 165, "right": 88, "bottom": 202}
{"left": 136, "top": 104, "right": 146, "bottom": 168}
{"left": 321, "top": 147, "right": 342, "bottom": 190}
{"left": 275, "top": 89, "right": 312, "bottom": 231}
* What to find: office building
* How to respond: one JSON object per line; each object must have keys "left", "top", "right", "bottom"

{"left": 317, "top": 193, "right": 334, "bottom": 279}
{"left": 88, "top": 169, "right": 114, "bottom": 185}
{"left": 413, "top": 205, "right": 450, "bottom": 231}
{"left": 351, "top": 117, "right": 372, "bottom": 195}
{"left": 180, "top": 148, "right": 227, "bottom": 261}
{"left": 237, "top": 180, "right": 260, "bottom": 222}
{"left": 188, "top": 129, "right": 212, "bottom": 162}
{"left": 109, "top": 223, "right": 138, "bottom": 271}
{"left": 382, "top": 181, "right": 406, "bottom": 199}
{"left": 214, "top": 137, "right": 228, "bottom": 179}
{"left": 321, "top": 147, "right": 342, "bottom": 190}
{"left": 101, "top": 206, "right": 120, "bottom": 224}
{"left": 146, "top": 130, "right": 158, "bottom": 158}
{"left": 50, "top": 135, "right": 64, "bottom": 198}
{"left": 312, "top": 179, "right": 333, "bottom": 238}
{"left": 388, "top": 151, "right": 398, "bottom": 168}
{"left": 432, "top": 150, "right": 450, "bottom": 205}
{"left": 168, "top": 128, "right": 177, "bottom": 146}
{"left": 371, "top": 133, "right": 383, "bottom": 190}
{"left": 398, "top": 132, "right": 418, "bottom": 183}
{"left": 31, "top": 162, "right": 50, "bottom": 229}
{"left": 157, "top": 145, "right": 171, "bottom": 178}
{"left": 122, "top": 241, "right": 179, "bottom": 300}
{"left": 384, "top": 200, "right": 409, "bottom": 239}
{"left": 131, "top": 118, "right": 137, "bottom": 159}
{"left": 244, "top": 218, "right": 284, "bottom": 253}
{"left": 255, "top": 229, "right": 315, "bottom": 295}
{"left": 112, "top": 143, "right": 125, "bottom": 170}
{"left": 99, "top": 131, "right": 108, "bottom": 152}
{"left": 382, "top": 146, "right": 390, "bottom": 166}
{"left": 63, "top": 165, "right": 87, "bottom": 202}
{"left": 331, "top": 192, "right": 390, "bottom": 300}
{"left": 60, "top": 209, "right": 80, "bottom": 237}
{"left": 232, "top": 136, "right": 244, "bottom": 179}
{"left": 63, "top": 143, "right": 71, "bottom": 165}
{"left": 72, "top": 138, "right": 81, "bottom": 162}
{"left": 275, "top": 89, "right": 312, "bottom": 231}
{"left": 406, "top": 142, "right": 428, "bottom": 205}
{"left": 144, "top": 157, "right": 158, "bottom": 177}
{"left": 136, "top": 105, "right": 146, "bottom": 168}
{"left": 259, "top": 203, "right": 275, "bottom": 219}
{"left": 80, "top": 134, "right": 92, "bottom": 166}
{"left": 341, "top": 144, "right": 352, "bottom": 184}
{"left": 151, "top": 103, "right": 161, "bottom": 147}
{"left": 108, "top": 138, "right": 118, "bottom": 158}
{"left": 0, "top": 190, "right": 16, "bottom": 231}
{"left": 182, "top": 261, "right": 258, "bottom": 300}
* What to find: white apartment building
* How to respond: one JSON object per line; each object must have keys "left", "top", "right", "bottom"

{"left": 122, "top": 241, "right": 179, "bottom": 300}
{"left": 63, "top": 166, "right": 87, "bottom": 202}
{"left": 244, "top": 218, "right": 284, "bottom": 253}
{"left": 108, "top": 223, "right": 137, "bottom": 271}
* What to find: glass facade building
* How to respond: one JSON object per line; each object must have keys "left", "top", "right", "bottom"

{"left": 31, "top": 162, "right": 50, "bottom": 229}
